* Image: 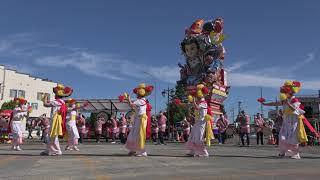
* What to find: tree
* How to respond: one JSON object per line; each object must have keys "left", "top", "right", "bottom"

{"left": 1, "top": 101, "right": 17, "bottom": 110}
{"left": 167, "top": 82, "right": 188, "bottom": 124}
{"left": 174, "top": 82, "right": 187, "bottom": 102}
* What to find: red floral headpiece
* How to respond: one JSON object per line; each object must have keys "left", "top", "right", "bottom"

{"left": 53, "top": 84, "right": 73, "bottom": 97}
{"left": 14, "top": 97, "right": 27, "bottom": 105}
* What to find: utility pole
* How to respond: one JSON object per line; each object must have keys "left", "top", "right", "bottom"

{"left": 230, "top": 107, "right": 235, "bottom": 123}
{"left": 275, "top": 97, "right": 279, "bottom": 112}
{"left": 260, "top": 87, "right": 264, "bottom": 116}
{"left": 238, "top": 101, "right": 242, "bottom": 114}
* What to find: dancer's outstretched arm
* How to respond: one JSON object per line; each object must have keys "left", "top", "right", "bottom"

{"left": 127, "top": 96, "right": 137, "bottom": 109}
{"left": 261, "top": 101, "right": 282, "bottom": 106}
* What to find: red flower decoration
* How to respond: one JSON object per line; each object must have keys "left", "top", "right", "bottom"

{"left": 145, "top": 85, "right": 154, "bottom": 93}
{"left": 202, "top": 86, "right": 209, "bottom": 95}
{"left": 190, "top": 89, "right": 197, "bottom": 97}
{"left": 118, "top": 95, "right": 125, "bottom": 102}
{"left": 291, "top": 98, "right": 299, "bottom": 104}
{"left": 174, "top": 98, "right": 181, "bottom": 105}
{"left": 293, "top": 81, "right": 301, "bottom": 87}
{"left": 257, "top": 98, "right": 265, "bottom": 103}
{"left": 64, "top": 87, "right": 73, "bottom": 94}
{"left": 133, "top": 88, "right": 139, "bottom": 94}
{"left": 280, "top": 86, "right": 292, "bottom": 94}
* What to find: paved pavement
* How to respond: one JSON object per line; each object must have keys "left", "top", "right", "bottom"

{"left": 0, "top": 139, "right": 320, "bottom": 180}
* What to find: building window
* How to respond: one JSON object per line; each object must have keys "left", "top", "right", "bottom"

{"left": 45, "top": 93, "right": 50, "bottom": 101}
{"left": 18, "top": 90, "right": 25, "bottom": 98}
{"left": 31, "top": 103, "right": 38, "bottom": 110}
{"left": 37, "top": 92, "right": 50, "bottom": 101}
{"left": 37, "top": 92, "right": 43, "bottom": 100}
{"left": 10, "top": 89, "right": 17, "bottom": 98}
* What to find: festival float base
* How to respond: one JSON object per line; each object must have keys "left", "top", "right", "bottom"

{"left": 180, "top": 68, "right": 228, "bottom": 118}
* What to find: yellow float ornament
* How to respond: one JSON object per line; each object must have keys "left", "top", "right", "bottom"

{"left": 187, "top": 95, "right": 193, "bottom": 103}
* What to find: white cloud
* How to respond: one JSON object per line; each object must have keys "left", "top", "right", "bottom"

{"left": 226, "top": 61, "right": 249, "bottom": 73}
{"left": 225, "top": 53, "right": 320, "bottom": 90}
{"left": 1, "top": 33, "right": 318, "bottom": 88}
{"left": 35, "top": 49, "right": 180, "bottom": 83}
{"left": 228, "top": 72, "right": 320, "bottom": 90}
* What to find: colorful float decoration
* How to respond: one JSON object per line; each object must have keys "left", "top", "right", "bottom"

{"left": 0, "top": 109, "right": 13, "bottom": 143}
{"left": 178, "top": 17, "right": 229, "bottom": 115}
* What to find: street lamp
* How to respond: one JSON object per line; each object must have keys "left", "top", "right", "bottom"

{"left": 162, "top": 87, "right": 175, "bottom": 140}
{"left": 143, "top": 71, "right": 157, "bottom": 114}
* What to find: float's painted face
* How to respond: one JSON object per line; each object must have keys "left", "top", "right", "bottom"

{"left": 185, "top": 43, "right": 198, "bottom": 58}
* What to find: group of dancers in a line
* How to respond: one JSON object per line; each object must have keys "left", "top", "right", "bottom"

{"left": 8, "top": 81, "right": 309, "bottom": 159}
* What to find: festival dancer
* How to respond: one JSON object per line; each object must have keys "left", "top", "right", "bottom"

{"left": 41, "top": 84, "right": 73, "bottom": 156}
{"left": 236, "top": 110, "right": 251, "bottom": 147}
{"left": 216, "top": 114, "right": 229, "bottom": 144}
{"left": 182, "top": 117, "right": 190, "bottom": 143}
{"left": 254, "top": 113, "right": 265, "bottom": 145}
{"left": 157, "top": 111, "right": 167, "bottom": 145}
{"left": 38, "top": 114, "right": 50, "bottom": 144}
{"left": 110, "top": 114, "right": 118, "bottom": 144}
{"left": 121, "top": 83, "right": 154, "bottom": 157}
{"left": 77, "top": 113, "right": 86, "bottom": 144}
{"left": 11, "top": 97, "right": 30, "bottom": 151}
{"left": 186, "top": 84, "right": 214, "bottom": 157}
{"left": 151, "top": 116, "right": 159, "bottom": 144}
{"left": 65, "top": 99, "right": 88, "bottom": 151}
{"left": 274, "top": 109, "right": 284, "bottom": 145}
{"left": 95, "top": 117, "right": 106, "bottom": 143}
{"left": 259, "top": 80, "right": 307, "bottom": 159}
{"left": 119, "top": 113, "right": 127, "bottom": 144}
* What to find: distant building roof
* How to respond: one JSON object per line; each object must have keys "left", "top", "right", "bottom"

{"left": 0, "top": 64, "right": 56, "bottom": 83}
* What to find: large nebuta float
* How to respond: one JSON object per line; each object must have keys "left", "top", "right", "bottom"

{"left": 178, "top": 17, "right": 229, "bottom": 117}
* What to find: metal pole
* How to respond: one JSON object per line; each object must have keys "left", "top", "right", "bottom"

{"left": 238, "top": 101, "right": 242, "bottom": 114}
{"left": 260, "top": 87, "right": 263, "bottom": 116}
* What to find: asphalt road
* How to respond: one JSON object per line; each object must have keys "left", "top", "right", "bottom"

{"left": 0, "top": 140, "right": 319, "bottom": 180}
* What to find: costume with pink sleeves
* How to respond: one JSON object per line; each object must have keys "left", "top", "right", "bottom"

{"left": 111, "top": 117, "right": 118, "bottom": 134}
{"left": 95, "top": 119, "right": 106, "bottom": 135}
{"left": 238, "top": 115, "right": 250, "bottom": 134}
{"left": 216, "top": 116, "right": 229, "bottom": 133}
{"left": 254, "top": 117, "right": 265, "bottom": 133}
{"left": 158, "top": 114, "right": 167, "bottom": 133}
{"left": 77, "top": 116, "right": 86, "bottom": 134}
{"left": 119, "top": 116, "right": 127, "bottom": 134}
{"left": 182, "top": 121, "right": 190, "bottom": 135}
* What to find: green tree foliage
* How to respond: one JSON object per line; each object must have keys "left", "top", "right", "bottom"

{"left": 1, "top": 100, "right": 17, "bottom": 110}
{"left": 167, "top": 83, "right": 188, "bottom": 124}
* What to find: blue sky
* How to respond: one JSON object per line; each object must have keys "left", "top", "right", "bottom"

{"left": 1, "top": 0, "right": 320, "bottom": 120}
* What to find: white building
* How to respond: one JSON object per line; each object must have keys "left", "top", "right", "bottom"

{"left": 0, "top": 65, "right": 58, "bottom": 135}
